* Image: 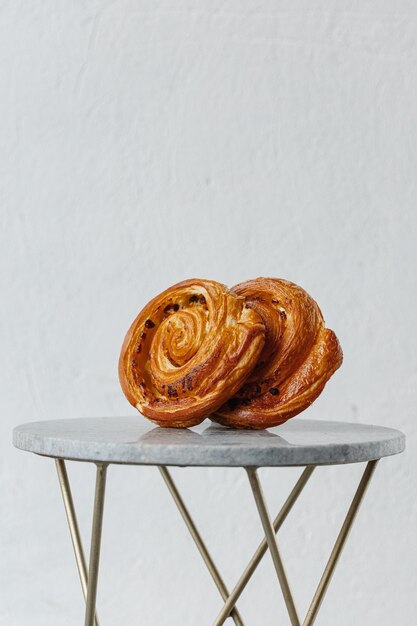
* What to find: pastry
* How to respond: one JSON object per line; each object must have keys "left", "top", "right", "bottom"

{"left": 118, "top": 278, "right": 266, "bottom": 427}
{"left": 211, "top": 278, "right": 343, "bottom": 429}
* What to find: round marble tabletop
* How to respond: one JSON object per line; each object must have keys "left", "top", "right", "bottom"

{"left": 13, "top": 417, "right": 405, "bottom": 467}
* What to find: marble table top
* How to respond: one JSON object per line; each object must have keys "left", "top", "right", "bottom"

{"left": 13, "top": 417, "right": 405, "bottom": 467}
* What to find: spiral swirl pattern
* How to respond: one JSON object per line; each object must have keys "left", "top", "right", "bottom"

{"left": 119, "top": 278, "right": 266, "bottom": 427}
{"left": 211, "top": 278, "right": 343, "bottom": 429}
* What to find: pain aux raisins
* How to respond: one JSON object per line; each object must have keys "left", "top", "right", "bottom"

{"left": 118, "top": 277, "right": 343, "bottom": 430}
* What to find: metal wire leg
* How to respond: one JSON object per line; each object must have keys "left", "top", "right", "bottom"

{"left": 303, "top": 460, "right": 378, "bottom": 626}
{"left": 55, "top": 459, "right": 100, "bottom": 626}
{"left": 247, "top": 468, "right": 301, "bottom": 626}
{"left": 55, "top": 459, "right": 378, "bottom": 626}
{"left": 213, "top": 466, "right": 315, "bottom": 626}
{"left": 159, "top": 466, "right": 246, "bottom": 626}
{"left": 246, "top": 461, "right": 378, "bottom": 626}
{"left": 84, "top": 463, "right": 107, "bottom": 626}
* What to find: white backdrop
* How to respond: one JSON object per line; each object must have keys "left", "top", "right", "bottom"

{"left": 1, "top": 1, "right": 416, "bottom": 624}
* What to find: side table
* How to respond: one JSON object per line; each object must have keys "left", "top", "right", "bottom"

{"left": 13, "top": 417, "right": 405, "bottom": 626}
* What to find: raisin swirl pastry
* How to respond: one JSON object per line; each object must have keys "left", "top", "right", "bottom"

{"left": 119, "top": 279, "right": 266, "bottom": 427}
{"left": 211, "top": 278, "right": 343, "bottom": 429}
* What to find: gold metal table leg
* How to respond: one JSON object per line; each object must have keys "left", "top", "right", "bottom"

{"left": 213, "top": 466, "right": 315, "bottom": 626}
{"left": 303, "top": 460, "right": 378, "bottom": 626}
{"left": 247, "top": 467, "right": 301, "bottom": 626}
{"left": 84, "top": 463, "right": 107, "bottom": 626}
{"left": 159, "top": 466, "right": 246, "bottom": 626}
{"left": 55, "top": 459, "right": 100, "bottom": 626}
{"left": 54, "top": 459, "right": 378, "bottom": 626}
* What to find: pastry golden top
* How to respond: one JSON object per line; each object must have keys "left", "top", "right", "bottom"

{"left": 118, "top": 278, "right": 265, "bottom": 427}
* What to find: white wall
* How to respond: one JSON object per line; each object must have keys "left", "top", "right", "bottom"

{"left": 1, "top": 1, "right": 416, "bottom": 624}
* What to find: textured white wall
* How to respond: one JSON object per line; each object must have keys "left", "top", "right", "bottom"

{"left": 1, "top": 1, "right": 416, "bottom": 624}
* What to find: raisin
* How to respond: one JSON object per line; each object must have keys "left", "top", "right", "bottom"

{"left": 167, "top": 384, "right": 178, "bottom": 398}
{"left": 189, "top": 294, "right": 199, "bottom": 303}
{"left": 164, "top": 303, "right": 180, "bottom": 313}
{"left": 145, "top": 319, "right": 155, "bottom": 328}
{"left": 269, "top": 387, "right": 280, "bottom": 396}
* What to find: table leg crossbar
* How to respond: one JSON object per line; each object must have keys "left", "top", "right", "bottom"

{"left": 55, "top": 459, "right": 378, "bottom": 626}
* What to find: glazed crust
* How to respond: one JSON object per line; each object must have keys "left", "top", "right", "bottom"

{"left": 118, "top": 278, "right": 266, "bottom": 427}
{"left": 211, "top": 278, "right": 343, "bottom": 429}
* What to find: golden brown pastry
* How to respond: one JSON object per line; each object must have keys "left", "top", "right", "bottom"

{"left": 211, "top": 278, "right": 343, "bottom": 429}
{"left": 118, "top": 278, "right": 266, "bottom": 427}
